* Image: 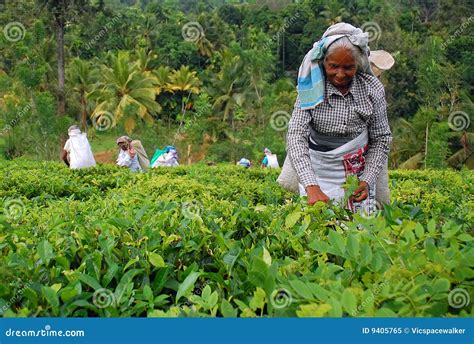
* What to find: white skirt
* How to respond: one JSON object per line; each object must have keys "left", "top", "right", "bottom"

{"left": 299, "top": 129, "right": 376, "bottom": 215}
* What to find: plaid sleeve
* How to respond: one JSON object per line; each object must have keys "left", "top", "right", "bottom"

{"left": 360, "top": 86, "right": 392, "bottom": 187}
{"left": 287, "top": 97, "right": 319, "bottom": 188}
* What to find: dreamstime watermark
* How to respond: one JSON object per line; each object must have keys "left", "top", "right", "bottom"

{"left": 91, "top": 111, "right": 115, "bottom": 131}
{"left": 83, "top": 13, "right": 123, "bottom": 51}
{"left": 0, "top": 280, "right": 33, "bottom": 315}
{"left": 448, "top": 111, "right": 470, "bottom": 131}
{"left": 448, "top": 288, "right": 470, "bottom": 309}
{"left": 441, "top": 16, "right": 473, "bottom": 50}
{"left": 4, "top": 324, "right": 85, "bottom": 337}
{"left": 270, "top": 288, "right": 293, "bottom": 309}
{"left": 270, "top": 110, "right": 291, "bottom": 131}
{"left": 262, "top": 13, "right": 300, "bottom": 51}
{"left": 361, "top": 21, "right": 382, "bottom": 42}
{"left": 193, "top": 281, "right": 209, "bottom": 296}
{"left": 0, "top": 103, "right": 32, "bottom": 137}
{"left": 176, "top": 101, "right": 211, "bottom": 136}
{"left": 0, "top": 272, "right": 48, "bottom": 315}
{"left": 352, "top": 281, "right": 388, "bottom": 316}
{"left": 182, "top": 22, "right": 204, "bottom": 43}
{"left": 3, "top": 21, "right": 26, "bottom": 42}
{"left": 181, "top": 200, "right": 203, "bottom": 220}
{"left": 360, "top": 199, "right": 383, "bottom": 219}
{"left": 92, "top": 288, "right": 116, "bottom": 308}
{"left": 3, "top": 198, "right": 25, "bottom": 222}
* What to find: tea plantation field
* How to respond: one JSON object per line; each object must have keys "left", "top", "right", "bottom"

{"left": 0, "top": 161, "right": 473, "bottom": 317}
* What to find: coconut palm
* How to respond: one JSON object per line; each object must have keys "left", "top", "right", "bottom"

{"left": 89, "top": 51, "right": 161, "bottom": 134}
{"left": 67, "top": 58, "right": 99, "bottom": 131}
{"left": 135, "top": 48, "right": 159, "bottom": 76}
{"left": 167, "top": 66, "right": 201, "bottom": 121}
{"left": 167, "top": 65, "right": 201, "bottom": 94}
{"left": 321, "top": 1, "right": 350, "bottom": 25}
{"left": 153, "top": 66, "right": 172, "bottom": 95}
{"left": 209, "top": 47, "right": 251, "bottom": 130}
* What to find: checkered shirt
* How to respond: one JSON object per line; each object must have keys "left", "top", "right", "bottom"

{"left": 287, "top": 72, "right": 392, "bottom": 188}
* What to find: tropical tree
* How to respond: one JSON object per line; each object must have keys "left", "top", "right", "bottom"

{"left": 153, "top": 66, "right": 172, "bottom": 95}
{"left": 209, "top": 45, "right": 252, "bottom": 130}
{"left": 38, "top": 0, "right": 91, "bottom": 116}
{"left": 195, "top": 34, "right": 214, "bottom": 58}
{"left": 89, "top": 51, "right": 161, "bottom": 134}
{"left": 321, "top": 0, "right": 350, "bottom": 25}
{"left": 167, "top": 66, "right": 201, "bottom": 95}
{"left": 167, "top": 65, "right": 201, "bottom": 123}
{"left": 244, "top": 29, "right": 275, "bottom": 126}
{"left": 67, "top": 58, "right": 98, "bottom": 131}
{"left": 135, "top": 48, "right": 159, "bottom": 76}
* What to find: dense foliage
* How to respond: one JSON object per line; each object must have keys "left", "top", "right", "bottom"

{"left": 0, "top": 0, "right": 472, "bottom": 167}
{"left": 0, "top": 161, "right": 472, "bottom": 317}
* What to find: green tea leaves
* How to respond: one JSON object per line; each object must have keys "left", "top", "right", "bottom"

{"left": 176, "top": 271, "right": 201, "bottom": 302}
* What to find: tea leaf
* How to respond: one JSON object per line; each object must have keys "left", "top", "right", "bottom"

{"left": 176, "top": 271, "right": 201, "bottom": 302}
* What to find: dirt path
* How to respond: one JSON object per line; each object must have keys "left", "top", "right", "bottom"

{"left": 94, "top": 150, "right": 116, "bottom": 164}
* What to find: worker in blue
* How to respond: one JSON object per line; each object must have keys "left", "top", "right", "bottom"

{"left": 261, "top": 148, "right": 280, "bottom": 169}
{"left": 237, "top": 158, "right": 251, "bottom": 168}
{"left": 151, "top": 145, "right": 179, "bottom": 167}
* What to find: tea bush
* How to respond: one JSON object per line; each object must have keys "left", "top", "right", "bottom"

{"left": 0, "top": 161, "right": 472, "bottom": 317}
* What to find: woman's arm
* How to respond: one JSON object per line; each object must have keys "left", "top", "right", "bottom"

{"left": 287, "top": 97, "right": 317, "bottom": 188}
{"left": 287, "top": 99, "right": 330, "bottom": 204}
{"left": 360, "top": 87, "right": 392, "bottom": 187}
{"left": 60, "top": 149, "right": 69, "bottom": 167}
{"left": 61, "top": 140, "right": 70, "bottom": 167}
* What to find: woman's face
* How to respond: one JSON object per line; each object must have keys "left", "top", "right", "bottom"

{"left": 118, "top": 142, "right": 128, "bottom": 151}
{"left": 323, "top": 47, "right": 357, "bottom": 91}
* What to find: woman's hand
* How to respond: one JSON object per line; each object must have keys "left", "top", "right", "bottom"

{"left": 306, "top": 185, "right": 330, "bottom": 205}
{"left": 351, "top": 181, "right": 369, "bottom": 202}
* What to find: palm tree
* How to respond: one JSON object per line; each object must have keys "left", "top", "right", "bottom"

{"left": 167, "top": 66, "right": 201, "bottom": 95}
{"left": 391, "top": 117, "right": 425, "bottom": 167}
{"left": 209, "top": 48, "right": 251, "bottom": 130}
{"left": 167, "top": 66, "right": 201, "bottom": 124}
{"left": 135, "top": 48, "right": 159, "bottom": 76}
{"left": 153, "top": 66, "right": 172, "bottom": 95}
{"left": 321, "top": 1, "right": 350, "bottom": 25}
{"left": 89, "top": 51, "right": 161, "bottom": 134}
{"left": 67, "top": 58, "right": 98, "bottom": 131}
{"left": 195, "top": 35, "right": 214, "bottom": 58}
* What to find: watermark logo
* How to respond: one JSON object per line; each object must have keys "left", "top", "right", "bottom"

{"left": 448, "top": 111, "right": 470, "bottom": 131}
{"left": 92, "top": 111, "right": 115, "bottom": 131}
{"left": 270, "top": 288, "right": 292, "bottom": 309}
{"left": 4, "top": 198, "right": 25, "bottom": 222}
{"left": 92, "top": 288, "right": 116, "bottom": 308}
{"left": 448, "top": 288, "right": 470, "bottom": 309}
{"left": 270, "top": 110, "right": 291, "bottom": 131}
{"left": 361, "top": 21, "right": 382, "bottom": 42}
{"left": 352, "top": 282, "right": 388, "bottom": 316}
{"left": 3, "top": 22, "right": 26, "bottom": 42}
{"left": 441, "top": 16, "right": 473, "bottom": 50}
{"left": 182, "top": 22, "right": 204, "bottom": 43}
{"left": 181, "top": 200, "right": 203, "bottom": 220}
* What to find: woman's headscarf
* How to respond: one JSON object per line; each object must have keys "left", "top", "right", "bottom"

{"left": 297, "top": 22, "right": 374, "bottom": 110}
{"left": 116, "top": 136, "right": 132, "bottom": 145}
{"left": 165, "top": 145, "right": 176, "bottom": 153}
{"left": 165, "top": 145, "right": 178, "bottom": 160}
{"left": 131, "top": 140, "right": 150, "bottom": 171}
{"left": 116, "top": 136, "right": 136, "bottom": 158}
{"left": 68, "top": 125, "right": 81, "bottom": 137}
